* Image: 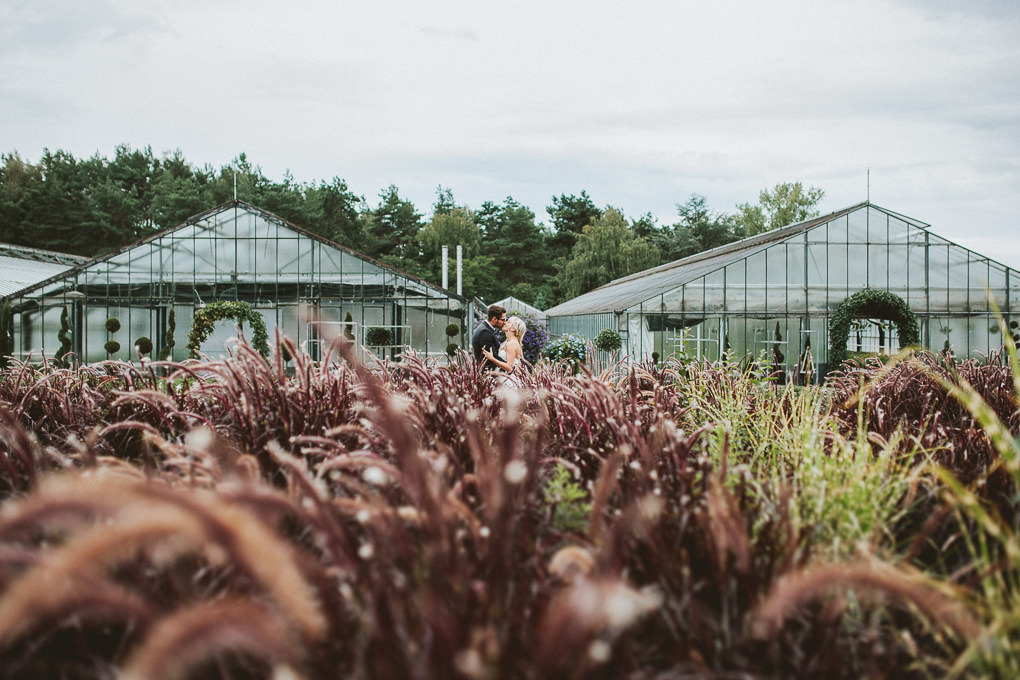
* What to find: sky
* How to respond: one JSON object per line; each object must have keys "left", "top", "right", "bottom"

{"left": 2, "top": 0, "right": 1019, "bottom": 267}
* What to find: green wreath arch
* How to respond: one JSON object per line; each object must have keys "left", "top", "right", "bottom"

{"left": 186, "top": 301, "right": 271, "bottom": 360}
{"left": 828, "top": 288, "right": 920, "bottom": 367}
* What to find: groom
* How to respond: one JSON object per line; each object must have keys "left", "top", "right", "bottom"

{"left": 472, "top": 304, "right": 506, "bottom": 370}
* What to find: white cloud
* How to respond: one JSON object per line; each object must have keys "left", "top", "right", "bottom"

{"left": 1, "top": 0, "right": 1018, "bottom": 265}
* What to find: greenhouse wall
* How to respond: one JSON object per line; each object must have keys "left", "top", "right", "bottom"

{"left": 548, "top": 204, "right": 1020, "bottom": 380}
{"left": 4, "top": 202, "right": 466, "bottom": 365}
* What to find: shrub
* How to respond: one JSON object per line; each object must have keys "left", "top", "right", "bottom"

{"left": 134, "top": 336, "right": 153, "bottom": 356}
{"left": 57, "top": 306, "right": 72, "bottom": 364}
{"left": 365, "top": 327, "right": 393, "bottom": 346}
{"left": 344, "top": 311, "right": 355, "bottom": 340}
{"left": 105, "top": 317, "right": 121, "bottom": 333}
{"left": 445, "top": 323, "right": 460, "bottom": 338}
{"left": 446, "top": 342, "right": 459, "bottom": 357}
{"left": 159, "top": 309, "right": 176, "bottom": 360}
{"left": 594, "top": 328, "right": 622, "bottom": 353}
{"left": 543, "top": 333, "right": 586, "bottom": 369}
{"left": 104, "top": 340, "right": 121, "bottom": 355}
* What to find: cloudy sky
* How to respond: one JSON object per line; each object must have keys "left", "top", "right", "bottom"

{"left": 3, "top": 0, "right": 1019, "bottom": 266}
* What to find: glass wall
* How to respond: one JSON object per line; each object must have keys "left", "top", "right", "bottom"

{"left": 6, "top": 203, "right": 466, "bottom": 364}
{"left": 550, "top": 204, "right": 1019, "bottom": 379}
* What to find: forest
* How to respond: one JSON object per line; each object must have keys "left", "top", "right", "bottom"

{"left": 0, "top": 146, "right": 824, "bottom": 307}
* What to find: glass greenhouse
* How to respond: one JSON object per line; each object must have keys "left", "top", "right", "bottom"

{"left": 545, "top": 202, "right": 1020, "bottom": 381}
{"left": 4, "top": 201, "right": 468, "bottom": 364}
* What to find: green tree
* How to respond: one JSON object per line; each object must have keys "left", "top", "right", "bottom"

{"left": 558, "top": 208, "right": 659, "bottom": 299}
{"left": 477, "top": 197, "right": 551, "bottom": 305}
{"left": 150, "top": 151, "right": 212, "bottom": 229}
{"left": 364, "top": 185, "right": 423, "bottom": 272}
{"left": 545, "top": 191, "right": 601, "bottom": 262}
{"left": 420, "top": 197, "right": 481, "bottom": 289}
{"left": 658, "top": 194, "right": 742, "bottom": 261}
{"left": 304, "top": 177, "right": 367, "bottom": 250}
{"left": 735, "top": 181, "right": 825, "bottom": 236}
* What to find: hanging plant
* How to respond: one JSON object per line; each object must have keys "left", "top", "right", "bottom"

{"left": 828, "top": 289, "right": 919, "bottom": 367}
{"left": 186, "top": 301, "right": 271, "bottom": 360}
{"left": 594, "top": 328, "right": 623, "bottom": 353}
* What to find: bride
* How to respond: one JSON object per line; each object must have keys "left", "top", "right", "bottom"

{"left": 482, "top": 316, "right": 526, "bottom": 380}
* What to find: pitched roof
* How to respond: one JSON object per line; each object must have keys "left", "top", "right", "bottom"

{"left": 6, "top": 200, "right": 465, "bottom": 301}
{"left": 0, "top": 244, "right": 89, "bottom": 297}
{"left": 544, "top": 202, "right": 928, "bottom": 316}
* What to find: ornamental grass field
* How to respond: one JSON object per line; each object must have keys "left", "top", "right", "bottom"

{"left": 0, "top": 335, "right": 1018, "bottom": 679}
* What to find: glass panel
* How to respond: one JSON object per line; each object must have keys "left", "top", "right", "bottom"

{"left": 827, "top": 215, "right": 849, "bottom": 244}
{"left": 868, "top": 244, "right": 888, "bottom": 289}
{"left": 279, "top": 239, "right": 301, "bottom": 275}
{"left": 988, "top": 264, "right": 1008, "bottom": 310}
{"left": 806, "top": 222, "right": 827, "bottom": 243}
{"left": 847, "top": 245, "right": 868, "bottom": 288}
{"left": 888, "top": 217, "right": 910, "bottom": 245}
{"left": 827, "top": 244, "right": 848, "bottom": 305}
{"left": 847, "top": 209, "right": 868, "bottom": 243}
{"left": 928, "top": 245, "right": 949, "bottom": 313}
{"left": 887, "top": 246, "right": 908, "bottom": 292}
{"left": 744, "top": 252, "right": 767, "bottom": 313}
{"left": 947, "top": 247, "right": 970, "bottom": 310}
{"left": 704, "top": 270, "right": 725, "bottom": 312}
{"left": 766, "top": 245, "right": 787, "bottom": 288}
{"left": 906, "top": 243, "right": 928, "bottom": 309}
{"left": 868, "top": 206, "right": 888, "bottom": 243}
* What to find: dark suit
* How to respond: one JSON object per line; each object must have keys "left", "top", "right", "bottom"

{"left": 472, "top": 319, "right": 501, "bottom": 369}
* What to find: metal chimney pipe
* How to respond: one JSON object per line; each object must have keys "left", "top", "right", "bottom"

{"left": 441, "top": 245, "right": 449, "bottom": 290}
{"left": 456, "top": 245, "right": 463, "bottom": 296}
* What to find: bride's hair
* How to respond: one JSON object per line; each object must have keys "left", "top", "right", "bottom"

{"left": 505, "top": 316, "right": 527, "bottom": 338}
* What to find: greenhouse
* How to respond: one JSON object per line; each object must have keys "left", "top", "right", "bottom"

{"left": 2, "top": 201, "right": 469, "bottom": 364}
{"left": 545, "top": 201, "right": 1020, "bottom": 381}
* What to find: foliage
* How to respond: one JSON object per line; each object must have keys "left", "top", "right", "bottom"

{"left": 593, "top": 328, "right": 622, "bottom": 353}
{"left": 365, "top": 327, "right": 394, "bottom": 347}
{"left": 105, "top": 317, "right": 121, "bottom": 333}
{"left": 158, "top": 309, "right": 175, "bottom": 360}
{"left": 445, "top": 343, "right": 459, "bottom": 357}
{"left": 134, "top": 336, "right": 153, "bottom": 356}
{"left": 735, "top": 181, "right": 825, "bottom": 236}
{"left": 104, "top": 339, "right": 120, "bottom": 355}
{"left": 0, "top": 345, "right": 1014, "bottom": 677}
{"left": 445, "top": 323, "right": 459, "bottom": 338}
{"left": 772, "top": 321, "right": 785, "bottom": 363}
{"left": 57, "top": 306, "right": 72, "bottom": 365}
{"left": 0, "top": 299, "right": 11, "bottom": 368}
{"left": 656, "top": 193, "right": 743, "bottom": 260}
{"left": 542, "top": 463, "right": 591, "bottom": 534}
{"left": 476, "top": 196, "right": 551, "bottom": 303}
{"left": 558, "top": 208, "right": 660, "bottom": 299}
{"left": 186, "top": 300, "right": 271, "bottom": 360}
{"left": 829, "top": 288, "right": 920, "bottom": 367}
{"left": 543, "top": 333, "right": 587, "bottom": 369}
{"left": 343, "top": 311, "right": 355, "bottom": 341}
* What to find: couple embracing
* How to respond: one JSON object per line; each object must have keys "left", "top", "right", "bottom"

{"left": 471, "top": 304, "right": 527, "bottom": 381}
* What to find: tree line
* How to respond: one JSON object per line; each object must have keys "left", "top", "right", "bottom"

{"left": 0, "top": 145, "right": 825, "bottom": 307}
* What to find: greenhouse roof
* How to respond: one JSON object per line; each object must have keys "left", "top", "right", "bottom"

{"left": 0, "top": 244, "right": 88, "bottom": 297}
{"left": 8, "top": 200, "right": 466, "bottom": 302}
{"left": 544, "top": 201, "right": 932, "bottom": 316}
